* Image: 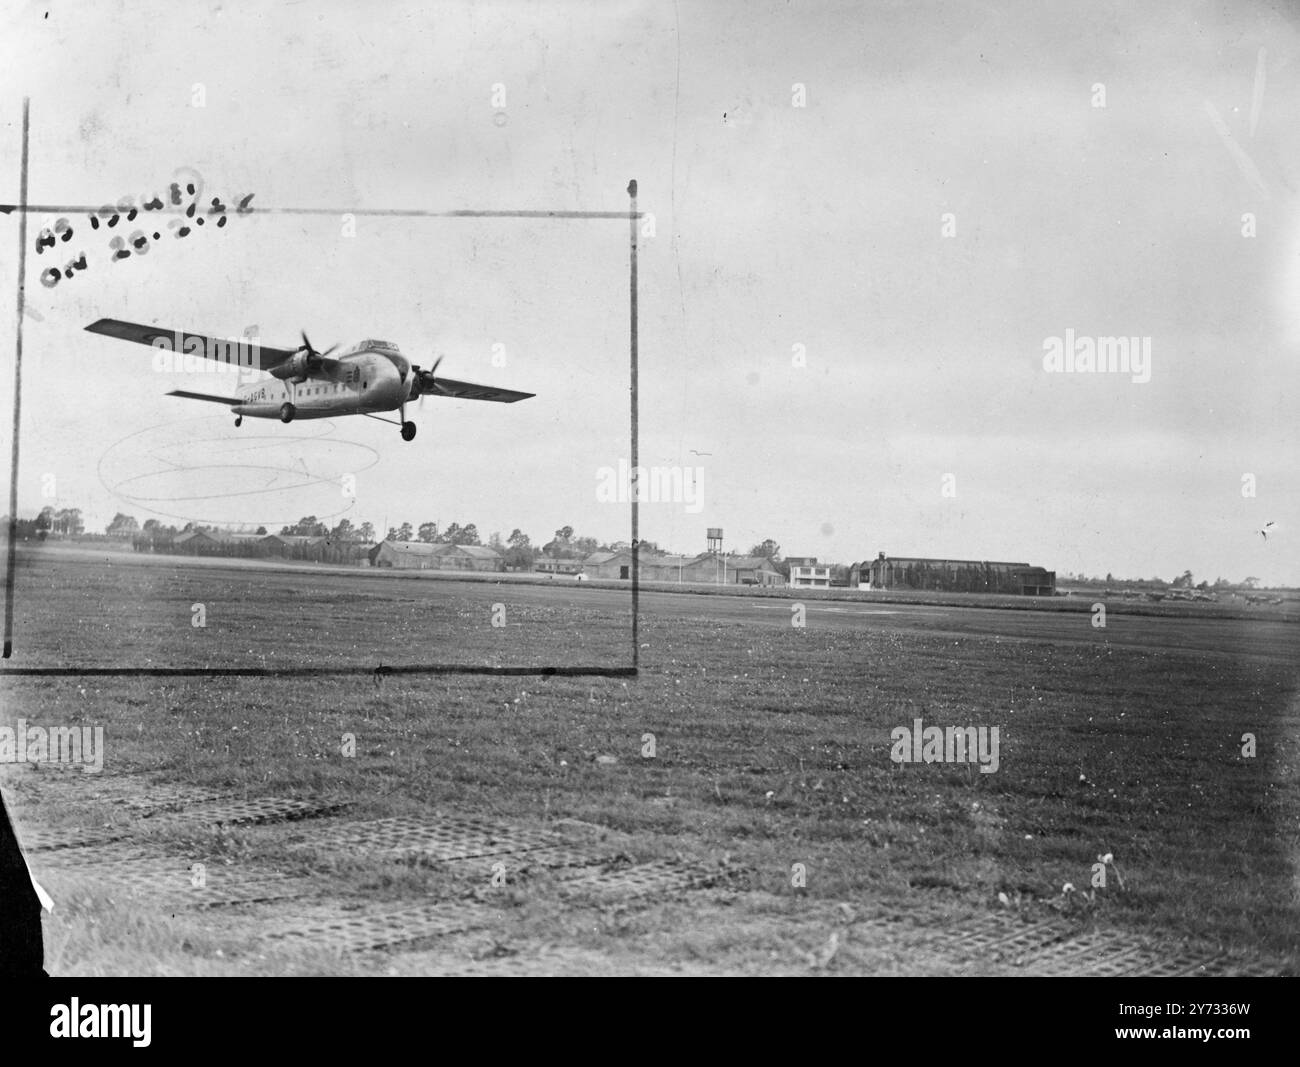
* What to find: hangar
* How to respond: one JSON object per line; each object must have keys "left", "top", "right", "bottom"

{"left": 170, "top": 529, "right": 223, "bottom": 554}
{"left": 721, "top": 555, "right": 786, "bottom": 586}
{"left": 850, "top": 552, "right": 1056, "bottom": 596}
{"left": 583, "top": 550, "right": 635, "bottom": 580}
{"left": 369, "top": 541, "right": 504, "bottom": 572}
{"left": 583, "top": 551, "right": 784, "bottom": 585}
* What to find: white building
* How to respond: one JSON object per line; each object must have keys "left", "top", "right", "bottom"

{"left": 787, "top": 556, "right": 831, "bottom": 588}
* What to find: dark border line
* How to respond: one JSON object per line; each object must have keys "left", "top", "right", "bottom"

{"left": 629, "top": 180, "right": 640, "bottom": 669}
{"left": 0, "top": 665, "right": 636, "bottom": 678}
{"left": 3, "top": 99, "right": 30, "bottom": 660}
{"left": 0, "top": 204, "right": 642, "bottom": 220}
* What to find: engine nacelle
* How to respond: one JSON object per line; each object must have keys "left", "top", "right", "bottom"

{"left": 269, "top": 351, "right": 318, "bottom": 383}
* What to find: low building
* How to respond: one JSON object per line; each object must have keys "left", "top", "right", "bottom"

{"left": 721, "top": 555, "right": 785, "bottom": 586}
{"left": 650, "top": 552, "right": 784, "bottom": 585}
{"left": 439, "top": 544, "right": 506, "bottom": 571}
{"left": 643, "top": 554, "right": 704, "bottom": 582}
{"left": 259, "top": 533, "right": 326, "bottom": 557}
{"left": 850, "top": 551, "right": 1056, "bottom": 596}
{"left": 786, "top": 556, "right": 831, "bottom": 588}
{"left": 534, "top": 557, "right": 585, "bottom": 576}
{"left": 583, "top": 550, "right": 635, "bottom": 580}
{"left": 1014, "top": 566, "right": 1056, "bottom": 597}
{"left": 579, "top": 550, "right": 785, "bottom": 584}
{"left": 369, "top": 541, "right": 504, "bottom": 572}
{"left": 369, "top": 540, "right": 443, "bottom": 569}
{"left": 171, "top": 529, "right": 223, "bottom": 554}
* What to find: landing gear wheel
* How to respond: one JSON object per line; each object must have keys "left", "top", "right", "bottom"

{"left": 400, "top": 421, "right": 417, "bottom": 442}
{"left": 279, "top": 403, "right": 296, "bottom": 424}
{"left": 234, "top": 416, "right": 243, "bottom": 427}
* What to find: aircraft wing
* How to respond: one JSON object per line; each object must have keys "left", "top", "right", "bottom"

{"left": 85, "top": 318, "right": 298, "bottom": 371}
{"left": 428, "top": 377, "right": 535, "bottom": 403}
{"left": 166, "top": 390, "right": 238, "bottom": 405}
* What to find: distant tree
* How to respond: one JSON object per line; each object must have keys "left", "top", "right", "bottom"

{"left": 35, "top": 506, "right": 54, "bottom": 533}
{"left": 358, "top": 521, "right": 374, "bottom": 542}
{"left": 442, "top": 522, "right": 461, "bottom": 544}
{"left": 396, "top": 522, "right": 413, "bottom": 542}
{"left": 1241, "top": 576, "right": 1260, "bottom": 589}
{"left": 450, "top": 523, "right": 480, "bottom": 546}
{"left": 256, "top": 525, "right": 267, "bottom": 535}
{"left": 418, "top": 522, "right": 438, "bottom": 543}
{"left": 546, "top": 526, "right": 596, "bottom": 556}
{"left": 281, "top": 515, "right": 326, "bottom": 536}
{"left": 331, "top": 518, "right": 355, "bottom": 541}
{"left": 105, "top": 513, "right": 139, "bottom": 538}
{"left": 1176, "top": 569, "right": 1194, "bottom": 588}
{"left": 504, "top": 534, "right": 535, "bottom": 570}
{"left": 54, "top": 508, "right": 85, "bottom": 536}
{"left": 488, "top": 531, "right": 504, "bottom": 551}
{"left": 748, "top": 538, "right": 781, "bottom": 560}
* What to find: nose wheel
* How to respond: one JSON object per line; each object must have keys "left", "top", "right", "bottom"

{"left": 234, "top": 416, "right": 243, "bottom": 427}
{"left": 400, "top": 421, "right": 417, "bottom": 441}
{"left": 279, "top": 403, "right": 296, "bottom": 423}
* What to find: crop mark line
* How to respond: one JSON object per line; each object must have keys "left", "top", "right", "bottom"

{"left": 0, "top": 204, "right": 643, "bottom": 220}
{"left": 0, "top": 116, "right": 640, "bottom": 676}
{"left": 3, "top": 98, "right": 30, "bottom": 660}
{"left": 0, "top": 665, "right": 638, "bottom": 678}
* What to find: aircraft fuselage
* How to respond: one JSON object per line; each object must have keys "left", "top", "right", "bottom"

{"left": 232, "top": 345, "right": 411, "bottom": 420}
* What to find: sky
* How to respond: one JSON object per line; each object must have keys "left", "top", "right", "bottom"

{"left": 1, "top": 0, "right": 1298, "bottom": 584}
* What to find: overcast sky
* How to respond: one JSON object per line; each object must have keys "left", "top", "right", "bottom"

{"left": 1, "top": 0, "right": 1297, "bottom": 584}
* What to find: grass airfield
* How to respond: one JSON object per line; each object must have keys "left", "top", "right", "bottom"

{"left": 2, "top": 547, "right": 1297, "bottom": 975}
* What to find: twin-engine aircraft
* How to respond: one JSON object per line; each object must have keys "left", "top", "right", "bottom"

{"left": 85, "top": 318, "right": 534, "bottom": 441}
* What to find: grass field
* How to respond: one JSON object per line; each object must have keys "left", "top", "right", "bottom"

{"left": 2, "top": 548, "right": 1297, "bottom": 974}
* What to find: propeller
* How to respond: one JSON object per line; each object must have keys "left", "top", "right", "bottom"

{"left": 411, "top": 355, "right": 445, "bottom": 405}
{"left": 298, "top": 330, "right": 339, "bottom": 368}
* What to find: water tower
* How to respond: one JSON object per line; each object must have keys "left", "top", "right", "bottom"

{"left": 707, "top": 527, "right": 723, "bottom": 555}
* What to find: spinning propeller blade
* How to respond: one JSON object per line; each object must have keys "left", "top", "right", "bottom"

{"left": 299, "top": 331, "right": 339, "bottom": 363}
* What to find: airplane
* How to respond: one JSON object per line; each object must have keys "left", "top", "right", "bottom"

{"left": 84, "top": 318, "right": 534, "bottom": 440}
